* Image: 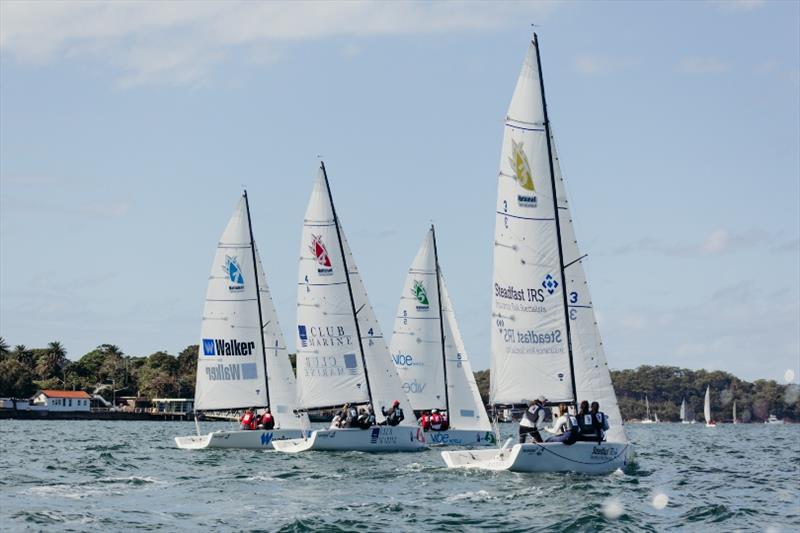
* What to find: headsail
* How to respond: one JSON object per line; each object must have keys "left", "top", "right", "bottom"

{"left": 490, "top": 37, "right": 574, "bottom": 405}
{"left": 193, "top": 196, "right": 266, "bottom": 411}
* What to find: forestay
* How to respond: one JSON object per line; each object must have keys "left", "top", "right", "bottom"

{"left": 491, "top": 39, "right": 573, "bottom": 405}
{"left": 194, "top": 198, "right": 267, "bottom": 411}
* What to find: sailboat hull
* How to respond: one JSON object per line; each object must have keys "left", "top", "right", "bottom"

{"left": 272, "top": 427, "right": 426, "bottom": 453}
{"left": 424, "top": 428, "right": 496, "bottom": 447}
{"left": 174, "top": 429, "right": 303, "bottom": 450}
{"left": 441, "top": 441, "right": 632, "bottom": 474}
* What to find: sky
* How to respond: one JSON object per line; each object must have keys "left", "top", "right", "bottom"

{"left": 1, "top": 0, "right": 798, "bottom": 383}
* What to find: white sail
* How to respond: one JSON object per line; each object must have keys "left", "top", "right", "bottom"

{"left": 490, "top": 39, "right": 573, "bottom": 405}
{"left": 389, "top": 230, "right": 446, "bottom": 410}
{"left": 704, "top": 386, "right": 712, "bottom": 423}
{"left": 733, "top": 400, "right": 737, "bottom": 422}
{"left": 680, "top": 398, "right": 687, "bottom": 421}
{"left": 440, "top": 276, "right": 492, "bottom": 431}
{"left": 194, "top": 197, "right": 267, "bottom": 411}
{"left": 253, "top": 245, "right": 307, "bottom": 429}
{"left": 645, "top": 396, "right": 651, "bottom": 420}
{"left": 551, "top": 133, "right": 625, "bottom": 442}
{"left": 295, "top": 172, "right": 370, "bottom": 409}
{"left": 340, "top": 232, "right": 415, "bottom": 425}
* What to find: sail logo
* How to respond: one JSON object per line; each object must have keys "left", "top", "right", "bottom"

{"left": 260, "top": 432, "right": 273, "bottom": 446}
{"left": 297, "top": 325, "right": 353, "bottom": 348}
{"left": 343, "top": 353, "right": 358, "bottom": 375}
{"left": 392, "top": 353, "right": 423, "bottom": 367}
{"left": 302, "top": 351, "right": 358, "bottom": 378}
{"left": 510, "top": 140, "right": 538, "bottom": 208}
{"left": 204, "top": 362, "right": 258, "bottom": 381}
{"left": 309, "top": 234, "right": 333, "bottom": 276}
{"left": 370, "top": 427, "right": 380, "bottom": 444}
{"left": 411, "top": 280, "right": 429, "bottom": 310}
{"left": 402, "top": 379, "right": 426, "bottom": 395}
{"left": 298, "top": 325, "right": 309, "bottom": 347}
{"left": 202, "top": 338, "right": 257, "bottom": 356}
{"left": 223, "top": 256, "right": 245, "bottom": 292}
{"left": 542, "top": 273, "right": 559, "bottom": 295}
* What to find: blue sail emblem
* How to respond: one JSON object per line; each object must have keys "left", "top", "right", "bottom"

{"left": 223, "top": 255, "right": 245, "bottom": 291}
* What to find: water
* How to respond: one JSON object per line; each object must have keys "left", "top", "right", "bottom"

{"left": 1, "top": 420, "right": 798, "bottom": 532}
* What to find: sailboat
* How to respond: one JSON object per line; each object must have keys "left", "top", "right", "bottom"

{"left": 680, "top": 398, "right": 690, "bottom": 424}
{"left": 389, "top": 226, "right": 494, "bottom": 446}
{"left": 732, "top": 400, "right": 738, "bottom": 424}
{"left": 440, "top": 34, "right": 631, "bottom": 474}
{"left": 640, "top": 396, "right": 655, "bottom": 424}
{"left": 272, "top": 164, "right": 425, "bottom": 453}
{"left": 175, "top": 193, "right": 308, "bottom": 449}
{"left": 704, "top": 386, "right": 716, "bottom": 427}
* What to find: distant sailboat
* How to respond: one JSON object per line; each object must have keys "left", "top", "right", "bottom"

{"left": 641, "top": 396, "right": 654, "bottom": 424}
{"left": 732, "top": 400, "right": 738, "bottom": 424}
{"left": 175, "top": 193, "right": 308, "bottom": 449}
{"left": 704, "top": 386, "right": 716, "bottom": 427}
{"left": 654, "top": 412, "right": 660, "bottom": 423}
{"left": 680, "top": 398, "right": 690, "bottom": 424}
{"left": 389, "top": 226, "right": 494, "bottom": 446}
{"left": 440, "top": 34, "right": 631, "bottom": 474}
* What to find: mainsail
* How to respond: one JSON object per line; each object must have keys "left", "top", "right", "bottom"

{"left": 194, "top": 195, "right": 303, "bottom": 430}
{"left": 680, "top": 398, "right": 687, "bottom": 422}
{"left": 390, "top": 228, "right": 490, "bottom": 431}
{"left": 295, "top": 165, "right": 414, "bottom": 423}
{"left": 490, "top": 36, "right": 574, "bottom": 405}
{"left": 704, "top": 386, "right": 712, "bottom": 423}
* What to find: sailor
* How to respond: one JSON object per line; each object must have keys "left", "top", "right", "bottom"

{"left": 440, "top": 411, "right": 450, "bottom": 431}
{"left": 576, "top": 400, "right": 598, "bottom": 442}
{"left": 258, "top": 408, "right": 275, "bottom": 430}
{"left": 519, "top": 396, "right": 547, "bottom": 443}
{"left": 381, "top": 400, "right": 405, "bottom": 426}
{"left": 591, "top": 401, "right": 609, "bottom": 443}
{"left": 545, "top": 403, "right": 579, "bottom": 445}
{"left": 344, "top": 403, "right": 359, "bottom": 428}
{"left": 365, "top": 404, "right": 377, "bottom": 427}
{"left": 240, "top": 407, "right": 257, "bottom": 430}
{"left": 419, "top": 411, "right": 431, "bottom": 431}
{"left": 430, "top": 409, "right": 444, "bottom": 431}
{"left": 356, "top": 407, "right": 371, "bottom": 429}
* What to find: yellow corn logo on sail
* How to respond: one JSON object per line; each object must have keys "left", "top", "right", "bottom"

{"left": 510, "top": 139, "right": 535, "bottom": 191}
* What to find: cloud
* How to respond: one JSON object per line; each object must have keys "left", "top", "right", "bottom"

{"left": 573, "top": 55, "right": 636, "bottom": 76}
{"left": 613, "top": 228, "right": 769, "bottom": 256}
{"left": 711, "top": 0, "right": 766, "bottom": 12}
{"left": 676, "top": 57, "right": 729, "bottom": 74}
{"left": 0, "top": 0, "right": 559, "bottom": 87}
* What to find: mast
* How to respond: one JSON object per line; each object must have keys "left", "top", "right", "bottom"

{"left": 243, "top": 190, "right": 271, "bottom": 410}
{"left": 319, "top": 161, "right": 374, "bottom": 407}
{"left": 533, "top": 32, "right": 578, "bottom": 405}
{"left": 430, "top": 224, "right": 450, "bottom": 416}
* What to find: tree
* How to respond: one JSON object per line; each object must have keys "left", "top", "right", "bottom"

{"left": 35, "top": 341, "right": 68, "bottom": 381}
{"left": 0, "top": 337, "right": 9, "bottom": 359}
{"left": 0, "top": 358, "right": 37, "bottom": 398}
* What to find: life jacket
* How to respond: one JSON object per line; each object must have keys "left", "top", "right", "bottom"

{"left": 241, "top": 412, "right": 255, "bottom": 429}
{"left": 578, "top": 412, "right": 597, "bottom": 436}
{"left": 420, "top": 415, "right": 430, "bottom": 430}
{"left": 260, "top": 413, "right": 274, "bottom": 429}
{"left": 441, "top": 415, "right": 449, "bottom": 430}
{"left": 430, "top": 413, "right": 443, "bottom": 430}
{"left": 521, "top": 405, "right": 543, "bottom": 428}
{"left": 564, "top": 415, "right": 579, "bottom": 434}
{"left": 345, "top": 407, "right": 358, "bottom": 427}
{"left": 388, "top": 407, "right": 404, "bottom": 426}
{"left": 357, "top": 413, "right": 370, "bottom": 429}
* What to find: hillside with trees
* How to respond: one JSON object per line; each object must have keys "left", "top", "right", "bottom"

{"left": 1, "top": 337, "right": 797, "bottom": 422}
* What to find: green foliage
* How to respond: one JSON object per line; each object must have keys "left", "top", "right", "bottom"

{"left": 0, "top": 358, "right": 37, "bottom": 397}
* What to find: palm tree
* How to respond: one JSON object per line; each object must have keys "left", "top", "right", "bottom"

{"left": 37, "top": 341, "right": 68, "bottom": 381}
{"left": 0, "top": 337, "right": 9, "bottom": 358}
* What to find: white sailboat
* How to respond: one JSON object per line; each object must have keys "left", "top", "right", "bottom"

{"left": 272, "top": 163, "right": 425, "bottom": 453}
{"left": 680, "top": 398, "right": 690, "bottom": 424}
{"left": 704, "top": 386, "right": 716, "bottom": 427}
{"left": 441, "top": 34, "right": 631, "bottom": 474}
{"left": 640, "top": 396, "right": 655, "bottom": 424}
{"left": 389, "top": 226, "right": 494, "bottom": 446}
{"left": 176, "top": 193, "right": 308, "bottom": 449}
{"left": 732, "top": 400, "right": 738, "bottom": 424}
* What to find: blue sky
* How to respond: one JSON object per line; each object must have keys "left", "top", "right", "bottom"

{"left": 1, "top": 0, "right": 798, "bottom": 382}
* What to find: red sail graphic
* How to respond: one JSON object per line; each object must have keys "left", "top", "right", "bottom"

{"left": 311, "top": 235, "right": 332, "bottom": 267}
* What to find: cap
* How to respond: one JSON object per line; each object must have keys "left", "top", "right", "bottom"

{"left": 392, "top": 400, "right": 400, "bottom": 407}
{"left": 538, "top": 396, "right": 547, "bottom": 403}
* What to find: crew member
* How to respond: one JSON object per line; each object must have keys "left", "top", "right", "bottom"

{"left": 591, "top": 401, "right": 609, "bottom": 443}
{"left": 519, "top": 396, "right": 546, "bottom": 443}
{"left": 381, "top": 400, "right": 405, "bottom": 426}
{"left": 356, "top": 407, "right": 371, "bottom": 429}
{"left": 344, "top": 403, "right": 359, "bottom": 428}
{"left": 545, "top": 403, "right": 579, "bottom": 445}
{"left": 419, "top": 411, "right": 431, "bottom": 431}
{"left": 240, "top": 407, "right": 257, "bottom": 430}
{"left": 440, "top": 411, "right": 450, "bottom": 431}
{"left": 576, "top": 400, "right": 598, "bottom": 442}
{"left": 258, "top": 408, "right": 275, "bottom": 430}
{"left": 365, "top": 405, "right": 377, "bottom": 427}
{"left": 430, "top": 409, "right": 443, "bottom": 431}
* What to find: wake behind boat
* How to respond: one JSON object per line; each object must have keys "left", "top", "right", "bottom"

{"left": 441, "top": 33, "right": 631, "bottom": 474}
{"left": 273, "top": 163, "right": 425, "bottom": 454}
{"left": 175, "top": 193, "right": 308, "bottom": 450}
{"left": 389, "top": 226, "right": 494, "bottom": 446}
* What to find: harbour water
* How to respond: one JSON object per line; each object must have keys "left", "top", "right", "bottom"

{"left": 1, "top": 420, "right": 798, "bottom": 531}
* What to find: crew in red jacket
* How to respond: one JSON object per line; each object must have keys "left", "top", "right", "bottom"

{"left": 430, "top": 409, "right": 444, "bottom": 431}
{"left": 240, "top": 407, "right": 257, "bottom": 430}
{"left": 419, "top": 411, "right": 431, "bottom": 431}
{"left": 258, "top": 408, "right": 275, "bottom": 430}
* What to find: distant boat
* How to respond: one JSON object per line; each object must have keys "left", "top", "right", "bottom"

{"left": 175, "top": 193, "right": 308, "bottom": 450}
{"left": 732, "top": 400, "right": 738, "bottom": 425}
{"left": 765, "top": 414, "right": 784, "bottom": 425}
{"left": 641, "top": 396, "right": 655, "bottom": 424}
{"left": 704, "top": 386, "right": 716, "bottom": 428}
{"left": 680, "top": 398, "right": 690, "bottom": 424}
{"left": 654, "top": 412, "right": 660, "bottom": 423}
{"left": 440, "top": 33, "right": 631, "bottom": 475}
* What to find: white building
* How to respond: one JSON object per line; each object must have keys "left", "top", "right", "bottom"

{"left": 31, "top": 390, "right": 92, "bottom": 412}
